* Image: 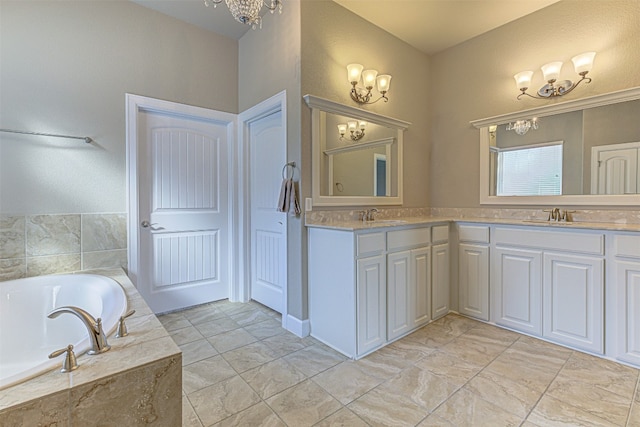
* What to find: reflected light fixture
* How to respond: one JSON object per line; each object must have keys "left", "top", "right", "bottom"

{"left": 506, "top": 118, "right": 539, "bottom": 135}
{"left": 514, "top": 52, "right": 595, "bottom": 100}
{"left": 347, "top": 64, "right": 391, "bottom": 105}
{"left": 338, "top": 120, "right": 367, "bottom": 141}
{"left": 203, "top": 0, "right": 282, "bottom": 29}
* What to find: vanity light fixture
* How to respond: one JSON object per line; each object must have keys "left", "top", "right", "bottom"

{"left": 514, "top": 52, "right": 596, "bottom": 100}
{"left": 203, "top": 0, "right": 282, "bottom": 29}
{"left": 338, "top": 120, "right": 367, "bottom": 141}
{"left": 506, "top": 118, "right": 539, "bottom": 135}
{"left": 347, "top": 64, "right": 392, "bottom": 105}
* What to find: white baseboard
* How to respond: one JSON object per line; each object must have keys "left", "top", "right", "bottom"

{"left": 285, "top": 314, "right": 310, "bottom": 337}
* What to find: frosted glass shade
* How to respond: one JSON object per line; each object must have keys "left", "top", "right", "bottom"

{"left": 347, "top": 121, "right": 358, "bottom": 131}
{"left": 514, "top": 71, "right": 534, "bottom": 90}
{"left": 337, "top": 123, "right": 347, "bottom": 136}
{"left": 376, "top": 75, "right": 392, "bottom": 93}
{"left": 358, "top": 120, "right": 367, "bottom": 130}
{"left": 541, "top": 61, "right": 563, "bottom": 82}
{"left": 572, "top": 52, "right": 596, "bottom": 74}
{"left": 361, "top": 69, "right": 378, "bottom": 89}
{"left": 347, "top": 64, "right": 363, "bottom": 84}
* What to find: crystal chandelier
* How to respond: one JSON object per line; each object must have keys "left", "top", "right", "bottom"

{"left": 506, "top": 118, "right": 539, "bottom": 135}
{"left": 203, "top": 0, "right": 282, "bottom": 29}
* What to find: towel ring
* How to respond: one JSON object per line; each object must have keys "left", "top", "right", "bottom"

{"left": 282, "top": 162, "right": 296, "bottom": 180}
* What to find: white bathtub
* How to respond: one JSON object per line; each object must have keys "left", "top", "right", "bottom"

{"left": 0, "top": 274, "right": 127, "bottom": 390}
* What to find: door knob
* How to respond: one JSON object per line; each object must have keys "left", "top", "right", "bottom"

{"left": 141, "top": 220, "right": 151, "bottom": 228}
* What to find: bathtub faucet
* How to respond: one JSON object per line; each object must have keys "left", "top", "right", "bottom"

{"left": 47, "top": 306, "right": 111, "bottom": 355}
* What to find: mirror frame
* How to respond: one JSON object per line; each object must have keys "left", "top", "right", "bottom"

{"left": 304, "top": 94, "right": 410, "bottom": 206}
{"left": 470, "top": 86, "right": 640, "bottom": 206}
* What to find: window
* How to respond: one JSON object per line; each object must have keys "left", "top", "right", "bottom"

{"left": 497, "top": 142, "right": 563, "bottom": 196}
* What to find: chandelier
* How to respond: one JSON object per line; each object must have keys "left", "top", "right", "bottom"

{"left": 337, "top": 120, "right": 367, "bottom": 141}
{"left": 203, "top": 0, "right": 282, "bottom": 29}
{"left": 347, "top": 64, "right": 392, "bottom": 105}
{"left": 506, "top": 118, "right": 539, "bottom": 135}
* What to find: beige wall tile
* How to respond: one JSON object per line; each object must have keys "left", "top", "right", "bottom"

{"left": 0, "top": 258, "right": 26, "bottom": 281}
{"left": 26, "top": 214, "right": 80, "bottom": 256}
{"left": 0, "top": 216, "right": 25, "bottom": 259}
{"left": 82, "top": 249, "right": 127, "bottom": 271}
{"left": 81, "top": 213, "right": 126, "bottom": 251}
{"left": 26, "top": 254, "right": 81, "bottom": 277}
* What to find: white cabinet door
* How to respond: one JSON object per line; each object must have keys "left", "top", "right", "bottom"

{"left": 493, "top": 246, "right": 542, "bottom": 335}
{"left": 543, "top": 252, "right": 604, "bottom": 353}
{"left": 412, "top": 247, "right": 432, "bottom": 329}
{"left": 387, "top": 250, "right": 411, "bottom": 341}
{"left": 357, "top": 255, "right": 386, "bottom": 355}
{"left": 615, "top": 260, "right": 640, "bottom": 365}
{"left": 432, "top": 242, "right": 450, "bottom": 320}
{"left": 459, "top": 243, "right": 489, "bottom": 321}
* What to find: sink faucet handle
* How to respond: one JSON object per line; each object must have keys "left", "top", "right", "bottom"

{"left": 48, "top": 344, "right": 78, "bottom": 373}
{"left": 368, "top": 208, "right": 378, "bottom": 221}
{"left": 116, "top": 309, "right": 136, "bottom": 338}
{"left": 542, "top": 209, "right": 553, "bottom": 221}
{"left": 563, "top": 210, "right": 577, "bottom": 222}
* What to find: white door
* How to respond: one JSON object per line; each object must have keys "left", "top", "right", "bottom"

{"left": 135, "top": 106, "right": 232, "bottom": 313}
{"left": 249, "top": 110, "right": 287, "bottom": 313}
{"left": 592, "top": 143, "right": 639, "bottom": 194}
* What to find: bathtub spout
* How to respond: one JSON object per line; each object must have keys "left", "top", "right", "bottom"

{"left": 48, "top": 306, "right": 111, "bottom": 355}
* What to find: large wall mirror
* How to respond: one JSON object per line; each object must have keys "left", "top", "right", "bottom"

{"left": 471, "top": 87, "right": 640, "bottom": 206}
{"left": 304, "top": 95, "right": 410, "bottom": 206}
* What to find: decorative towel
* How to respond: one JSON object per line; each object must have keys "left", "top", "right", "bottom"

{"left": 277, "top": 178, "right": 301, "bottom": 215}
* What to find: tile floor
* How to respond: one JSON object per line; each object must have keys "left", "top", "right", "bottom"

{"left": 159, "top": 300, "right": 640, "bottom": 426}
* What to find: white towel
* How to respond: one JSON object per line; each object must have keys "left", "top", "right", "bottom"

{"left": 277, "top": 178, "right": 301, "bottom": 215}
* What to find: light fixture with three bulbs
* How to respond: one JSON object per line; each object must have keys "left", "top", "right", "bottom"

{"left": 337, "top": 120, "right": 367, "bottom": 141}
{"left": 347, "top": 64, "right": 392, "bottom": 105}
{"left": 514, "top": 52, "right": 596, "bottom": 100}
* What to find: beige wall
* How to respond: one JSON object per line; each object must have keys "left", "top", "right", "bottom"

{"left": 0, "top": 0, "right": 238, "bottom": 215}
{"left": 238, "top": 0, "right": 305, "bottom": 319}
{"left": 429, "top": 0, "right": 640, "bottom": 208}
{"left": 301, "top": 0, "right": 431, "bottom": 208}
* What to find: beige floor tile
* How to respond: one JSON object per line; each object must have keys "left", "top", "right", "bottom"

{"left": 212, "top": 402, "right": 286, "bottom": 427}
{"left": 355, "top": 348, "right": 414, "bottom": 380}
{"left": 484, "top": 352, "right": 558, "bottom": 392}
{"left": 265, "top": 380, "right": 342, "bottom": 427}
{"left": 546, "top": 376, "right": 633, "bottom": 425}
{"left": 229, "top": 308, "right": 272, "bottom": 326}
{"left": 170, "top": 325, "right": 204, "bottom": 346}
{"left": 378, "top": 365, "right": 458, "bottom": 412}
{"left": 501, "top": 342, "right": 571, "bottom": 374}
{"left": 312, "top": 361, "right": 383, "bottom": 405}
{"left": 189, "top": 376, "right": 261, "bottom": 426}
{"left": 464, "top": 371, "right": 544, "bottom": 418}
{"left": 283, "top": 344, "right": 345, "bottom": 377}
{"left": 559, "top": 351, "right": 639, "bottom": 398}
{"left": 180, "top": 339, "right": 219, "bottom": 366}
{"left": 261, "top": 332, "right": 309, "bottom": 357}
{"left": 417, "top": 414, "right": 456, "bottom": 427}
{"left": 431, "top": 388, "right": 523, "bottom": 426}
{"left": 461, "top": 322, "right": 521, "bottom": 346}
{"left": 628, "top": 402, "right": 640, "bottom": 425}
{"left": 430, "top": 314, "right": 479, "bottom": 336}
{"left": 414, "top": 349, "right": 483, "bottom": 388}
{"left": 183, "top": 306, "right": 226, "bottom": 325}
{"left": 222, "top": 341, "right": 279, "bottom": 373}
{"left": 207, "top": 328, "right": 257, "bottom": 353}
{"left": 182, "top": 355, "right": 237, "bottom": 394}
{"left": 158, "top": 312, "right": 191, "bottom": 332}
{"left": 378, "top": 337, "right": 434, "bottom": 363}
{"left": 403, "top": 324, "right": 457, "bottom": 349}
{"left": 217, "top": 301, "right": 257, "bottom": 316}
{"left": 194, "top": 317, "right": 241, "bottom": 338}
{"left": 527, "top": 394, "right": 619, "bottom": 427}
{"left": 244, "top": 318, "right": 286, "bottom": 340}
{"left": 348, "top": 386, "right": 429, "bottom": 427}
{"left": 183, "top": 395, "right": 203, "bottom": 427}
{"left": 440, "top": 335, "right": 506, "bottom": 366}
{"left": 314, "top": 407, "right": 369, "bottom": 427}
{"left": 241, "top": 358, "right": 307, "bottom": 399}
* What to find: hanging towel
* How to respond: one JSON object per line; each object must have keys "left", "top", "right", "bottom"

{"left": 277, "top": 178, "right": 301, "bottom": 215}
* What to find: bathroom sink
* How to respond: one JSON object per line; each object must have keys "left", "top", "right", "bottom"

{"left": 522, "top": 220, "right": 574, "bottom": 225}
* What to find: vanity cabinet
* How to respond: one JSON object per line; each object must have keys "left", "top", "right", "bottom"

{"left": 492, "top": 227, "right": 605, "bottom": 354}
{"left": 458, "top": 224, "right": 490, "bottom": 321}
{"left": 612, "top": 234, "right": 640, "bottom": 365}
{"left": 308, "top": 223, "right": 448, "bottom": 359}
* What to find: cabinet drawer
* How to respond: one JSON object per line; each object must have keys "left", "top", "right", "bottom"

{"left": 432, "top": 224, "right": 449, "bottom": 244}
{"left": 494, "top": 227, "right": 604, "bottom": 255}
{"left": 387, "top": 227, "right": 430, "bottom": 251}
{"left": 357, "top": 232, "right": 385, "bottom": 256}
{"left": 458, "top": 224, "right": 490, "bottom": 244}
{"left": 614, "top": 234, "right": 640, "bottom": 259}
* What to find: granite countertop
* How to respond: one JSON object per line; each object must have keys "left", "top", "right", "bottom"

{"left": 305, "top": 216, "right": 640, "bottom": 232}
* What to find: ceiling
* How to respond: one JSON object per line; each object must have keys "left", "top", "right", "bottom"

{"left": 131, "top": 0, "right": 560, "bottom": 55}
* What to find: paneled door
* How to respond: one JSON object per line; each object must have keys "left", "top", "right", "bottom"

{"left": 135, "top": 104, "right": 233, "bottom": 313}
{"left": 591, "top": 142, "right": 640, "bottom": 194}
{"left": 249, "top": 110, "right": 286, "bottom": 313}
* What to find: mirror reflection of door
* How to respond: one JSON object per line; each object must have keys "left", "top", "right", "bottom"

{"left": 374, "top": 153, "right": 387, "bottom": 196}
{"left": 591, "top": 142, "right": 640, "bottom": 194}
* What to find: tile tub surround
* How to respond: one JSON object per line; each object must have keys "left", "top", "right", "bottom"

{"left": 0, "top": 213, "right": 127, "bottom": 281}
{"left": 172, "top": 304, "right": 640, "bottom": 426}
{"left": 0, "top": 268, "right": 182, "bottom": 426}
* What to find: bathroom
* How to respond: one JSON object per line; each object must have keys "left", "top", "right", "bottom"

{"left": 1, "top": 0, "right": 640, "bottom": 425}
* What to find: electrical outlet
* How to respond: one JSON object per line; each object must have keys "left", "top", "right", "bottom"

{"left": 305, "top": 198, "right": 313, "bottom": 211}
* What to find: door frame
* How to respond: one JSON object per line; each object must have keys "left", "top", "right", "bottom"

{"left": 125, "top": 94, "right": 237, "bottom": 299}
{"left": 237, "top": 91, "right": 288, "bottom": 325}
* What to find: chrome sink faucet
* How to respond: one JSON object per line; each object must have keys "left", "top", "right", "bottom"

{"left": 361, "top": 208, "right": 378, "bottom": 221}
{"left": 543, "top": 207, "right": 561, "bottom": 221}
{"left": 48, "top": 306, "right": 111, "bottom": 355}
